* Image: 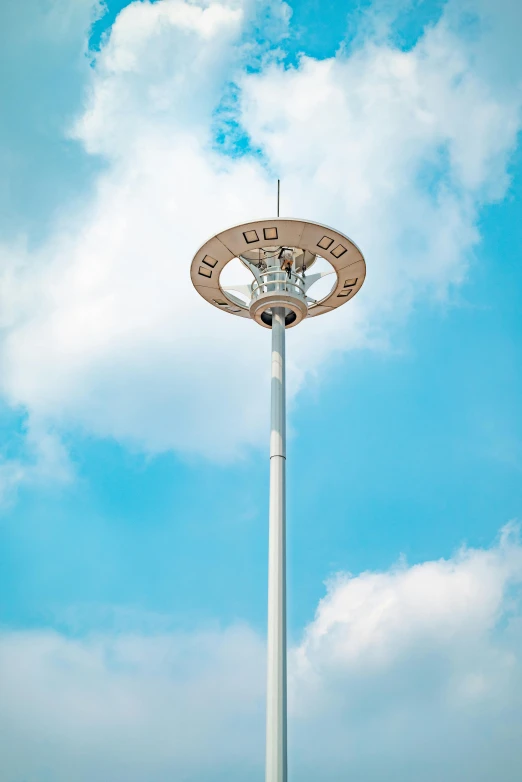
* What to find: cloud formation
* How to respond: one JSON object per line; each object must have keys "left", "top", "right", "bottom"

{"left": 0, "top": 0, "right": 520, "bottom": 469}
{"left": 0, "top": 0, "right": 103, "bottom": 240}
{"left": 2, "top": 526, "right": 522, "bottom": 780}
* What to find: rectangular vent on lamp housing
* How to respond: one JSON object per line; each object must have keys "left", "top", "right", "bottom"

{"left": 317, "top": 236, "right": 333, "bottom": 250}
{"left": 202, "top": 255, "right": 218, "bottom": 268}
{"left": 331, "top": 244, "right": 347, "bottom": 259}
{"left": 199, "top": 266, "right": 212, "bottom": 278}
{"left": 244, "top": 230, "right": 259, "bottom": 244}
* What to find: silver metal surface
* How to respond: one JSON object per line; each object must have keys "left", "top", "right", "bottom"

{"left": 248, "top": 265, "right": 309, "bottom": 328}
{"left": 266, "top": 306, "right": 287, "bottom": 782}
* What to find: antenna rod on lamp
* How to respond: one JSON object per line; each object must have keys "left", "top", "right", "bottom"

{"left": 277, "top": 179, "right": 280, "bottom": 217}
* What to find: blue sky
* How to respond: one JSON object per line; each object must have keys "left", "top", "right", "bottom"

{"left": 1, "top": 0, "right": 522, "bottom": 780}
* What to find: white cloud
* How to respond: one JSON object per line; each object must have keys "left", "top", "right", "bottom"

{"left": 290, "top": 523, "right": 522, "bottom": 780}
{"left": 241, "top": 15, "right": 520, "bottom": 364}
{"left": 74, "top": 0, "right": 245, "bottom": 156}
{"left": 0, "top": 0, "right": 520, "bottom": 466}
{"left": 0, "top": 419, "right": 72, "bottom": 506}
{"left": 0, "top": 0, "right": 103, "bottom": 240}
{"left": 2, "top": 526, "right": 522, "bottom": 780}
{"left": 0, "top": 0, "right": 280, "bottom": 462}
{"left": 0, "top": 623, "right": 266, "bottom": 781}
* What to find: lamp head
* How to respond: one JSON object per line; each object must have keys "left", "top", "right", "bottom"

{"left": 190, "top": 218, "right": 366, "bottom": 329}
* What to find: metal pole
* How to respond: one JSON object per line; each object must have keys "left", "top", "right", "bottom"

{"left": 266, "top": 306, "right": 287, "bottom": 782}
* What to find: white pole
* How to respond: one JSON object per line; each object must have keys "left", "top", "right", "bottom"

{"left": 265, "top": 306, "right": 287, "bottom": 782}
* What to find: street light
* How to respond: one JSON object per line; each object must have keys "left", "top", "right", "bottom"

{"left": 190, "top": 210, "right": 366, "bottom": 782}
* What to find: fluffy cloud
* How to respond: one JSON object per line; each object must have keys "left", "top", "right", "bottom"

{"left": 0, "top": 0, "right": 103, "bottom": 239}
{"left": 2, "top": 526, "right": 522, "bottom": 780}
{"left": 0, "top": 0, "right": 520, "bottom": 466}
{"left": 0, "top": 0, "right": 279, "bottom": 461}
{"left": 241, "top": 13, "right": 520, "bottom": 366}
{"left": 0, "top": 421, "right": 72, "bottom": 505}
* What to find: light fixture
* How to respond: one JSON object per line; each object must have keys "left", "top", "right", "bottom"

{"left": 202, "top": 255, "right": 218, "bottom": 268}
{"left": 190, "top": 216, "right": 366, "bottom": 782}
{"left": 317, "top": 236, "right": 333, "bottom": 250}
{"left": 331, "top": 244, "right": 347, "bottom": 258}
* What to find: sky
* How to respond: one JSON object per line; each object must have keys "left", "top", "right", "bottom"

{"left": 0, "top": 0, "right": 521, "bottom": 779}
